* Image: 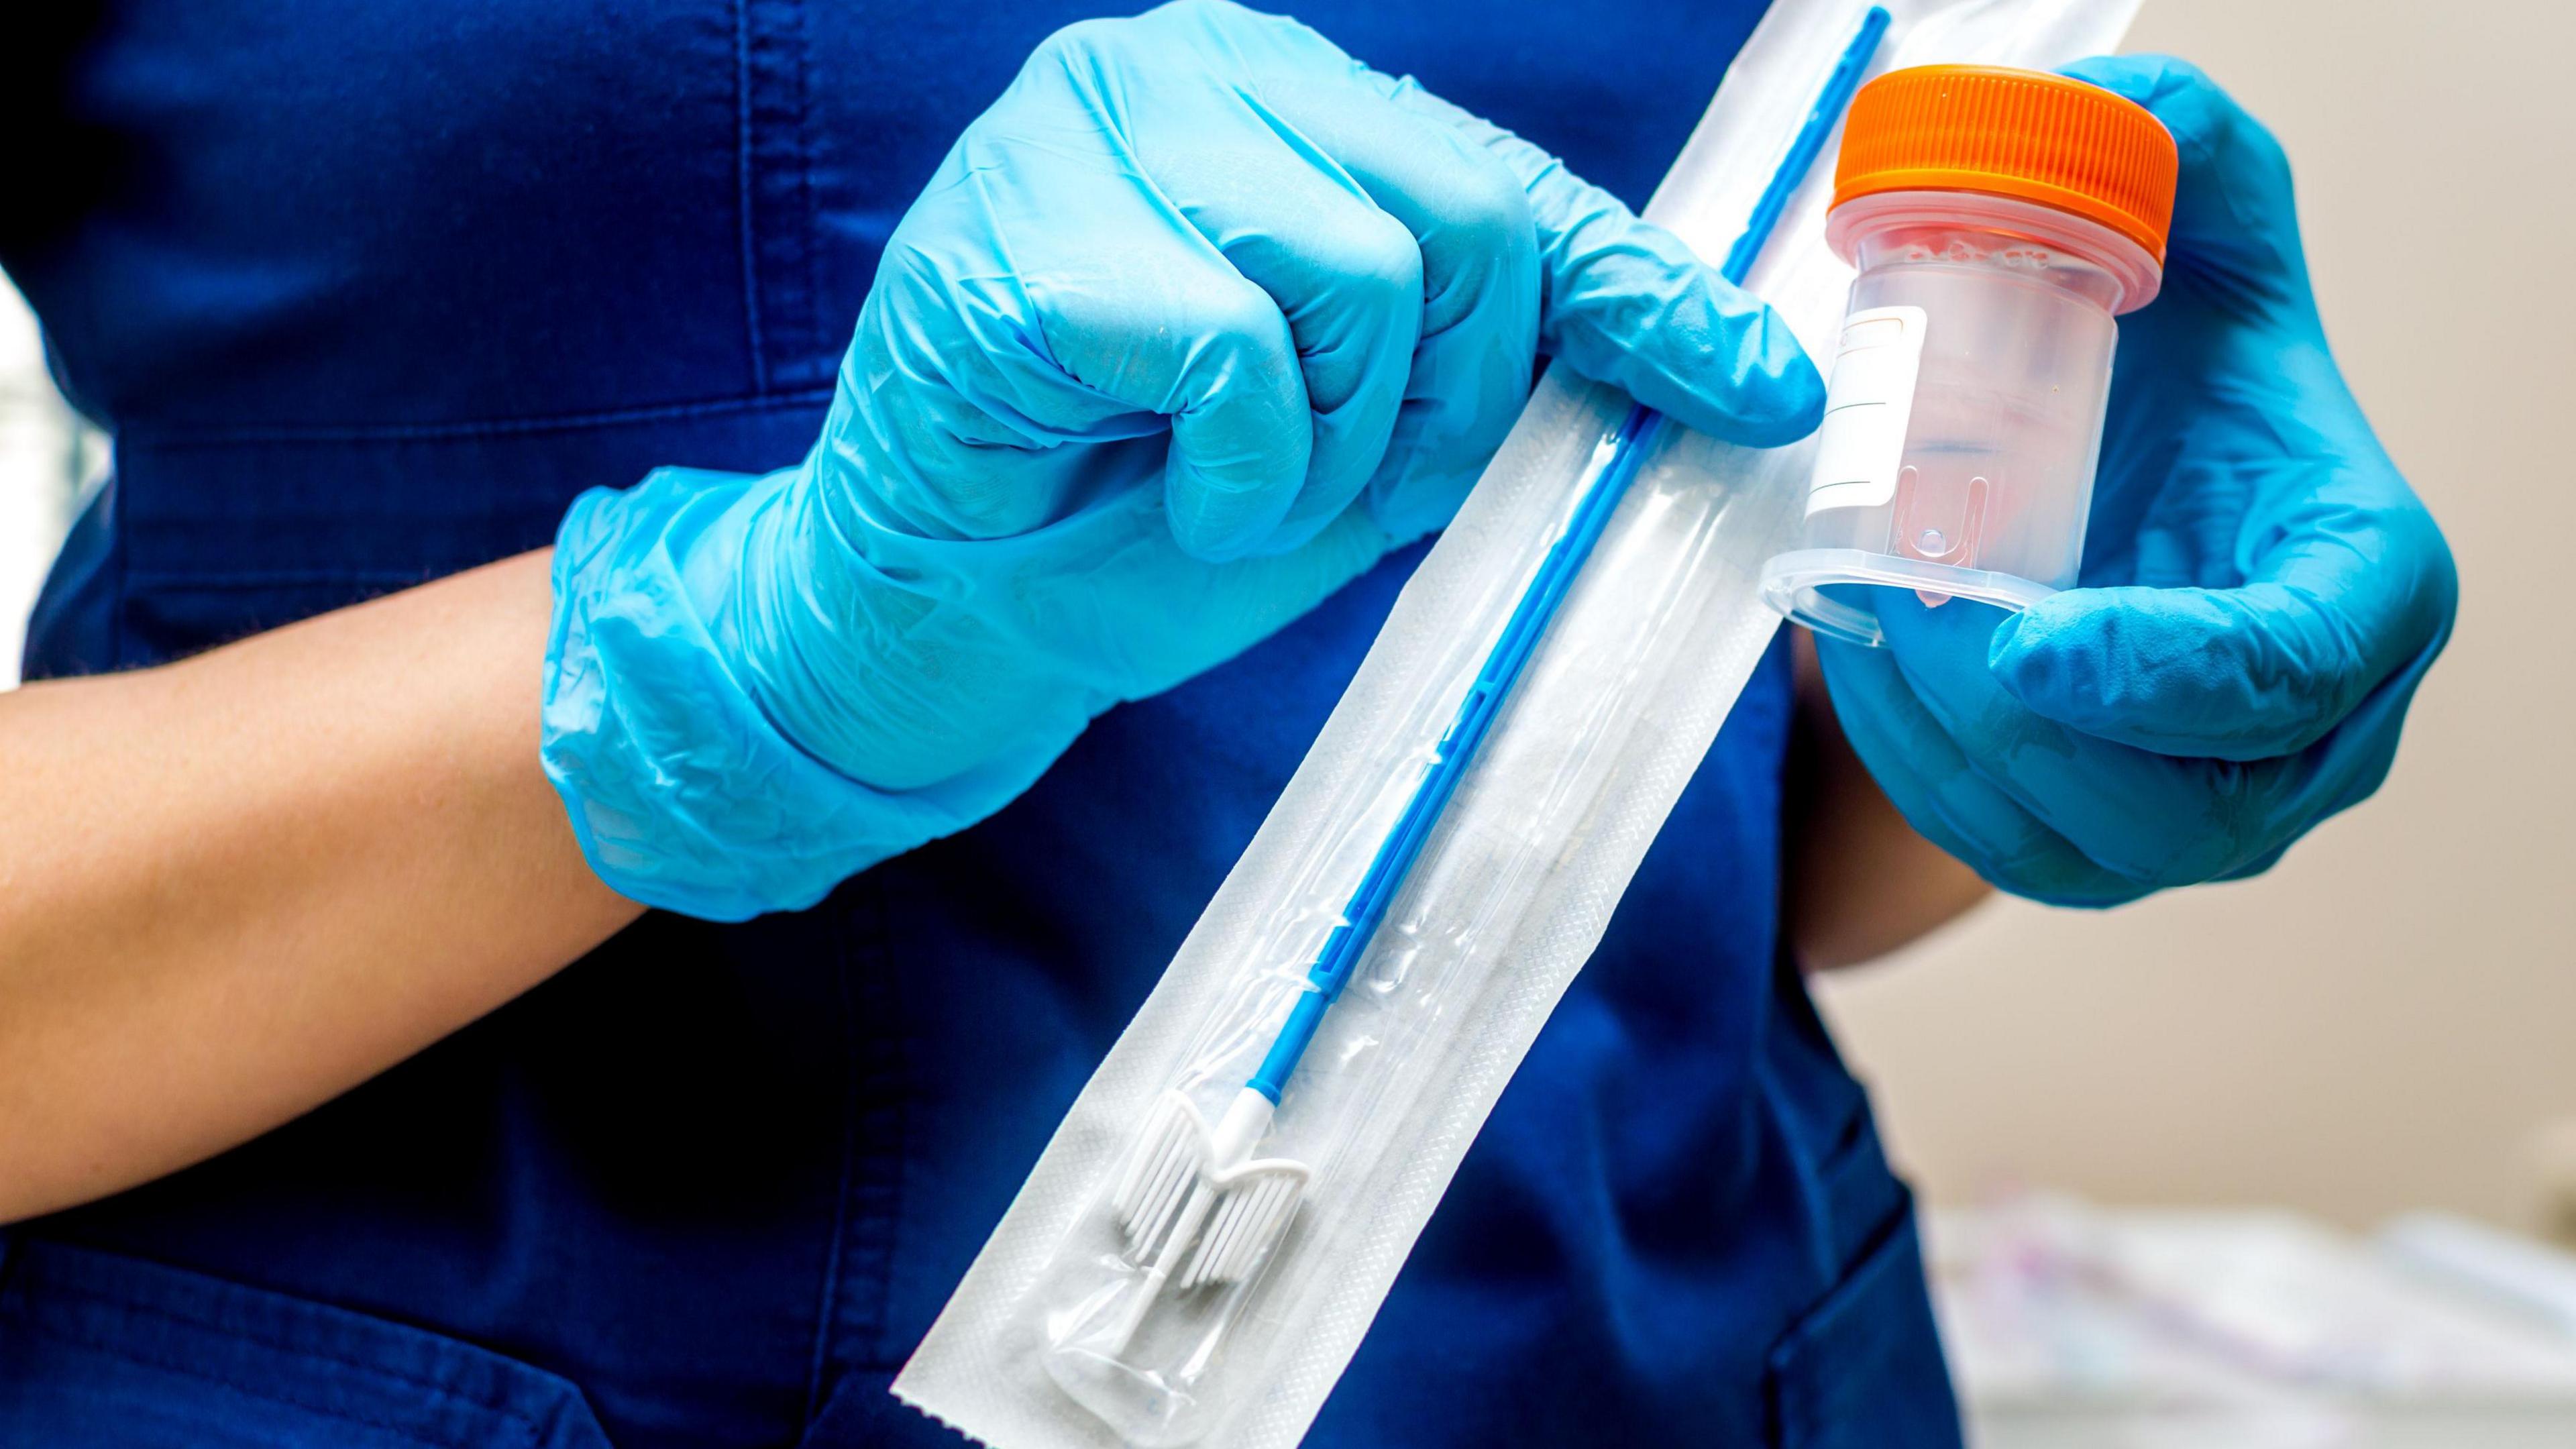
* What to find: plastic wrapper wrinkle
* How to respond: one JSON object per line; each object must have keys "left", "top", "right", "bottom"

{"left": 893, "top": 3, "right": 2144, "bottom": 1446}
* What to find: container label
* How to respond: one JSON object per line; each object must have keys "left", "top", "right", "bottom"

{"left": 1805, "top": 305, "right": 1927, "bottom": 517}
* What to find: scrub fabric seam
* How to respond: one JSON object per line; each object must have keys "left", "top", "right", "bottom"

{"left": 801, "top": 889, "right": 867, "bottom": 1425}
{"left": 734, "top": 0, "right": 771, "bottom": 394}
{"left": 1754, "top": 1053, "right": 1854, "bottom": 1294}
{"left": 800, "top": 871, "right": 910, "bottom": 1432}
{"left": 795, "top": 0, "right": 825, "bottom": 386}
{"left": 112, "top": 387, "right": 837, "bottom": 447}
{"left": 857, "top": 868, "right": 910, "bottom": 1371}
{"left": 1762, "top": 1193, "right": 1933, "bottom": 1449}
{"left": 119, "top": 568, "right": 472, "bottom": 590}
{"left": 10, "top": 1310, "right": 544, "bottom": 1449}
{"left": 9, "top": 1262, "right": 561, "bottom": 1436}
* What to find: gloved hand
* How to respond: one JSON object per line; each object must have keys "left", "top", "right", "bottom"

{"left": 542, "top": 0, "right": 1823, "bottom": 920}
{"left": 1817, "top": 55, "right": 2457, "bottom": 908}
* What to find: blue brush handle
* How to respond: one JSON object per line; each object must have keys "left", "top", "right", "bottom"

{"left": 1247, "top": 5, "right": 1891, "bottom": 1106}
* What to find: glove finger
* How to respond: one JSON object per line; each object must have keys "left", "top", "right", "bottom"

{"left": 1382, "top": 81, "right": 1824, "bottom": 448}
{"left": 1990, "top": 465, "right": 2455, "bottom": 760}
{"left": 1140, "top": 119, "right": 1425, "bottom": 550}
{"left": 1877, "top": 590, "right": 2334, "bottom": 887}
{"left": 1107, "top": 269, "right": 1313, "bottom": 565}
{"left": 1815, "top": 631, "right": 2149, "bottom": 908}
{"left": 1256, "top": 70, "right": 1542, "bottom": 541}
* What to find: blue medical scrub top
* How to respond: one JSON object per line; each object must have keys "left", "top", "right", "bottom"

{"left": 2, "top": 2, "right": 1957, "bottom": 1445}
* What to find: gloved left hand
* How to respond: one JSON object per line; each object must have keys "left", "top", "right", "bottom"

{"left": 1817, "top": 55, "right": 2457, "bottom": 908}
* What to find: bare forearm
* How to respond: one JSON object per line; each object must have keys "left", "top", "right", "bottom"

{"left": 1784, "top": 629, "right": 1991, "bottom": 970}
{"left": 0, "top": 549, "right": 641, "bottom": 1222}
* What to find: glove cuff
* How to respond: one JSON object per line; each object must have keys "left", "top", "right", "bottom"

{"left": 541, "top": 466, "right": 1023, "bottom": 920}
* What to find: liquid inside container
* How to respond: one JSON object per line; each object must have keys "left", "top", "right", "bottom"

{"left": 1762, "top": 65, "right": 2177, "bottom": 647}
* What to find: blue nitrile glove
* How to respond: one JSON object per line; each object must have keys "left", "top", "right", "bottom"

{"left": 1816, "top": 55, "right": 2457, "bottom": 908}
{"left": 542, "top": 0, "right": 1823, "bottom": 920}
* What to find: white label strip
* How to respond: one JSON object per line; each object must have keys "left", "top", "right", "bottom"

{"left": 1804, "top": 304, "right": 1927, "bottom": 517}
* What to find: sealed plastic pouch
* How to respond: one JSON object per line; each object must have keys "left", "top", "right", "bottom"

{"left": 897, "top": 3, "right": 2144, "bottom": 1446}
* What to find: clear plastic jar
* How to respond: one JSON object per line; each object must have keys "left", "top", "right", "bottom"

{"left": 1762, "top": 65, "right": 2178, "bottom": 646}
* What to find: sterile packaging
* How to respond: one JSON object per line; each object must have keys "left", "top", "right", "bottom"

{"left": 1761, "top": 64, "right": 2178, "bottom": 643}
{"left": 895, "top": 3, "right": 2141, "bottom": 1446}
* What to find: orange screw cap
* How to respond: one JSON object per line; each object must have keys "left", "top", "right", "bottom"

{"left": 1832, "top": 64, "right": 2180, "bottom": 263}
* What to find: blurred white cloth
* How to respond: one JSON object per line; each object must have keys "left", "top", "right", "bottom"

{"left": 1931, "top": 1195, "right": 2576, "bottom": 1448}
{"left": 0, "top": 279, "right": 94, "bottom": 688}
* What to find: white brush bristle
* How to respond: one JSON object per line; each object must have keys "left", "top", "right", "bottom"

{"left": 1179, "top": 1167, "right": 1301, "bottom": 1289}
{"left": 1108, "top": 1090, "right": 1308, "bottom": 1293}
{"left": 1110, "top": 1092, "right": 1204, "bottom": 1256}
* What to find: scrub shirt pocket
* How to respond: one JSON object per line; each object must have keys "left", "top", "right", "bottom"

{"left": 1762, "top": 1192, "right": 1962, "bottom": 1449}
{"left": 0, "top": 1239, "right": 614, "bottom": 1449}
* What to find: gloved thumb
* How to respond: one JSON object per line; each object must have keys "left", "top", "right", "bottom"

{"left": 1389, "top": 85, "right": 1825, "bottom": 447}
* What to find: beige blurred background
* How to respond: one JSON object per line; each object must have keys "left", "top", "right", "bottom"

{"left": 1817, "top": 0, "right": 2576, "bottom": 1238}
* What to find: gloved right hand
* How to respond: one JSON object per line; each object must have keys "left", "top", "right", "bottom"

{"left": 1813, "top": 57, "right": 2457, "bottom": 906}
{"left": 541, "top": 0, "right": 1823, "bottom": 920}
